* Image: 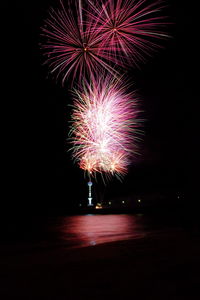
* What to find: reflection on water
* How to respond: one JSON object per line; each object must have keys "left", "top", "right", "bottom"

{"left": 58, "top": 214, "right": 146, "bottom": 248}
{"left": 2, "top": 213, "right": 182, "bottom": 250}
{"left": 1, "top": 214, "right": 151, "bottom": 250}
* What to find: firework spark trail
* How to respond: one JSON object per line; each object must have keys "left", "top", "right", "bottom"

{"left": 40, "top": 1, "right": 169, "bottom": 181}
{"left": 41, "top": 0, "right": 121, "bottom": 85}
{"left": 87, "top": 0, "right": 170, "bottom": 67}
{"left": 69, "top": 76, "right": 143, "bottom": 180}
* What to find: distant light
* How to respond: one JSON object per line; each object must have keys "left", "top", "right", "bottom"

{"left": 95, "top": 206, "right": 102, "bottom": 209}
{"left": 177, "top": 196, "right": 180, "bottom": 199}
{"left": 122, "top": 201, "right": 125, "bottom": 204}
{"left": 109, "top": 202, "right": 111, "bottom": 205}
{"left": 138, "top": 199, "right": 141, "bottom": 203}
{"left": 95, "top": 203, "right": 102, "bottom": 209}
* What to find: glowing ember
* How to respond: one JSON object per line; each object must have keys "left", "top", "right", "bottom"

{"left": 69, "top": 75, "right": 142, "bottom": 180}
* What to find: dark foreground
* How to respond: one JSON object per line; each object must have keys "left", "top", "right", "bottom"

{"left": 1, "top": 226, "right": 200, "bottom": 299}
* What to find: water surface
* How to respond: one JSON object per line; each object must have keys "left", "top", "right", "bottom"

{"left": 2, "top": 213, "right": 180, "bottom": 250}
{"left": 58, "top": 214, "right": 146, "bottom": 247}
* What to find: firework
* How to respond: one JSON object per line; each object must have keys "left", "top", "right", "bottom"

{"left": 87, "top": 0, "right": 169, "bottom": 67}
{"left": 41, "top": 0, "right": 120, "bottom": 85}
{"left": 69, "top": 76, "right": 142, "bottom": 180}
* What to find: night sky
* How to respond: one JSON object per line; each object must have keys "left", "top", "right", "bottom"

{"left": 5, "top": 1, "right": 194, "bottom": 215}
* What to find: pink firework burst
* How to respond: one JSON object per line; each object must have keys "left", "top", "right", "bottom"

{"left": 41, "top": 0, "right": 120, "bottom": 85}
{"left": 87, "top": 0, "right": 170, "bottom": 67}
{"left": 69, "top": 75, "right": 142, "bottom": 181}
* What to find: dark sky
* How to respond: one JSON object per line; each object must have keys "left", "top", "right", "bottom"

{"left": 5, "top": 0, "right": 192, "bottom": 214}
